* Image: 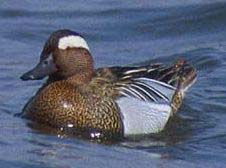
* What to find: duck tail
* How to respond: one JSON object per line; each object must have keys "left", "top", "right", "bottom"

{"left": 172, "top": 58, "right": 197, "bottom": 92}
{"left": 169, "top": 59, "right": 197, "bottom": 114}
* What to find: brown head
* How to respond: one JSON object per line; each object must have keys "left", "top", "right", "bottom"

{"left": 20, "top": 29, "right": 94, "bottom": 84}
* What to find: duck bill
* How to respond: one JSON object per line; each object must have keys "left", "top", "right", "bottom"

{"left": 20, "top": 58, "right": 57, "bottom": 81}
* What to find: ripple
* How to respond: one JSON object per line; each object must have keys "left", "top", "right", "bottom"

{"left": 1, "top": 0, "right": 226, "bottom": 167}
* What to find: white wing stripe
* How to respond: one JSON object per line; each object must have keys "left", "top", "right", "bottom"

{"left": 130, "top": 84, "right": 158, "bottom": 102}
{"left": 127, "top": 86, "right": 147, "bottom": 101}
{"left": 119, "top": 91, "right": 132, "bottom": 98}
{"left": 134, "top": 81, "right": 170, "bottom": 102}
{"left": 117, "top": 83, "right": 158, "bottom": 102}
{"left": 123, "top": 68, "right": 147, "bottom": 75}
{"left": 119, "top": 87, "right": 146, "bottom": 101}
{"left": 135, "top": 77, "right": 176, "bottom": 90}
{"left": 147, "top": 68, "right": 157, "bottom": 73}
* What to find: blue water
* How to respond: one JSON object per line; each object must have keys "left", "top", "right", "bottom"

{"left": 1, "top": 0, "right": 226, "bottom": 167}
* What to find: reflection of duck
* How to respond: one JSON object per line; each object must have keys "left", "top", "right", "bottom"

{"left": 20, "top": 29, "right": 196, "bottom": 139}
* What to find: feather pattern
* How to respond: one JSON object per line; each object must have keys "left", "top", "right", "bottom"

{"left": 94, "top": 59, "right": 197, "bottom": 135}
{"left": 114, "top": 65, "right": 178, "bottom": 104}
{"left": 95, "top": 59, "right": 197, "bottom": 110}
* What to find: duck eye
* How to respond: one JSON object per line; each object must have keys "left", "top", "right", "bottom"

{"left": 43, "top": 60, "right": 48, "bottom": 65}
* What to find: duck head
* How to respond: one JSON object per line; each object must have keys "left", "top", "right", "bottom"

{"left": 20, "top": 29, "right": 94, "bottom": 83}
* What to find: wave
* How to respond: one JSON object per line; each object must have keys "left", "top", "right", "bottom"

{"left": 1, "top": 2, "right": 226, "bottom": 41}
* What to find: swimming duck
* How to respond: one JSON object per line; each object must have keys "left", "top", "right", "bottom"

{"left": 20, "top": 29, "right": 196, "bottom": 139}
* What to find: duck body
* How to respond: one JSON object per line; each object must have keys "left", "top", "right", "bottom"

{"left": 20, "top": 29, "right": 196, "bottom": 139}
{"left": 23, "top": 80, "right": 123, "bottom": 137}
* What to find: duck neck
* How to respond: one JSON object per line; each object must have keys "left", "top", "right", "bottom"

{"left": 66, "top": 68, "right": 94, "bottom": 85}
{"left": 47, "top": 67, "right": 94, "bottom": 85}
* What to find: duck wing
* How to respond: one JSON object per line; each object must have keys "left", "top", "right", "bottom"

{"left": 95, "top": 59, "right": 196, "bottom": 136}
{"left": 95, "top": 59, "right": 196, "bottom": 104}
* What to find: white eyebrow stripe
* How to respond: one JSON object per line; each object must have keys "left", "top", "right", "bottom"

{"left": 58, "top": 35, "right": 90, "bottom": 51}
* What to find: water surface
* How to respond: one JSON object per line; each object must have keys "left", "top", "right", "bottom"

{"left": 1, "top": 1, "right": 226, "bottom": 167}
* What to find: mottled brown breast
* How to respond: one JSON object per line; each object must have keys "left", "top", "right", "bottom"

{"left": 23, "top": 80, "right": 123, "bottom": 137}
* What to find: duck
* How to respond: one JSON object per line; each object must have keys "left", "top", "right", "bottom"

{"left": 20, "top": 29, "right": 197, "bottom": 139}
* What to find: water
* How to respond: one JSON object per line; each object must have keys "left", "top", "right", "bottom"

{"left": 1, "top": 0, "right": 226, "bottom": 167}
